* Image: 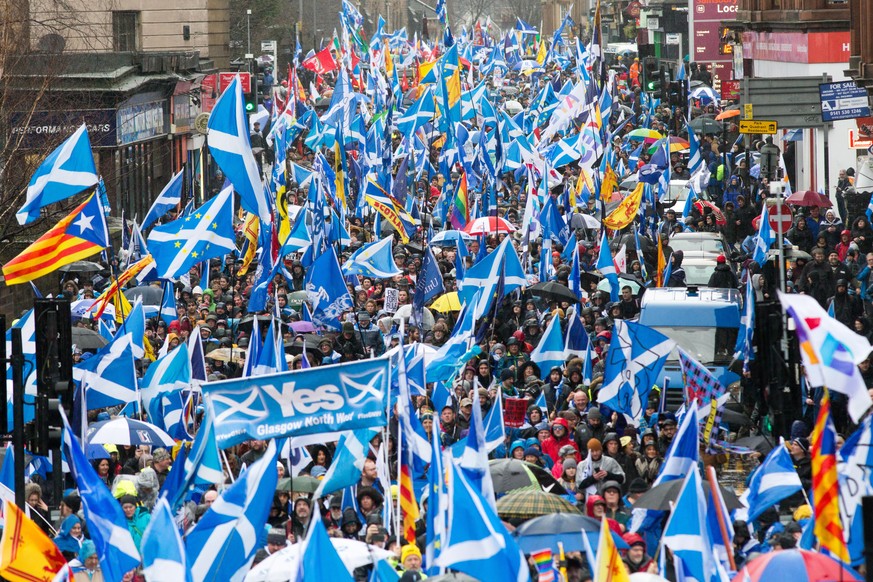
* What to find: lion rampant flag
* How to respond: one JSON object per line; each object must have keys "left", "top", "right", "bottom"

{"left": 602, "top": 182, "right": 644, "bottom": 231}
{"left": 0, "top": 501, "right": 71, "bottom": 582}
{"left": 595, "top": 516, "right": 630, "bottom": 582}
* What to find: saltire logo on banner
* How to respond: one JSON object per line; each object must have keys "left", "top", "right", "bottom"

{"left": 202, "top": 355, "right": 391, "bottom": 448}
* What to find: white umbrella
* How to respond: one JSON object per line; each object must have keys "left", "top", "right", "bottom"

{"left": 431, "top": 230, "right": 473, "bottom": 245}
{"left": 504, "top": 99, "right": 523, "bottom": 115}
{"left": 580, "top": 214, "right": 600, "bottom": 229}
{"left": 244, "top": 538, "right": 394, "bottom": 581}
{"left": 85, "top": 418, "right": 175, "bottom": 448}
{"left": 394, "top": 304, "right": 435, "bottom": 330}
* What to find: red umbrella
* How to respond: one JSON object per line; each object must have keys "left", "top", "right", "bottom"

{"left": 731, "top": 549, "right": 861, "bottom": 582}
{"left": 462, "top": 216, "right": 517, "bottom": 235}
{"left": 785, "top": 190, "right": 833, "bottom": 208}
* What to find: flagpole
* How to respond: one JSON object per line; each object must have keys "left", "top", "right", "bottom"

{"left": 706, "top": 465, "right": 736, "bottom": 571}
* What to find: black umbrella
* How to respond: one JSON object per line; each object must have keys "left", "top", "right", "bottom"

{"left": 71, "top": 327, "right": 109, "bottom": 351}
{"left": 488, "top": 459, "right": 567, "bottom": 496}
{"left": 123, "top": 285, "right": 163, "bottom": 306}
{"left": 735, "top": 434, "right": 775, "bottom": 455}
{"left": 633, "top": 477, "right": 742, "bottom": 511}
{"left": 60, "top": 260, "right": 104, "bottom": 273}
{"left": 527, "top": 281, "right": 578, "bottom": 304}
{"left": 689, "top": 116, "right": 723, "bottom": 135}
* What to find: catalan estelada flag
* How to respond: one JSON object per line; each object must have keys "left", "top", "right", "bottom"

{"left": 3, "top": 192, "right": 108, "bottom": 286}
{"left": 88, "top": 254, "right": 155, "bottom": 319}
{"left": 0, "top": 500, "right": 71, "bottom": 582}
{"left": 399, "top": 458, "right": 419, "bottom": 545}
{"left": 811, "top": 388, "right": 850, "bottom": 562}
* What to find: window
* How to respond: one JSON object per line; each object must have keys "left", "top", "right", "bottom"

{"left": 113, "top": 11, "right": 140, "bottom": 52}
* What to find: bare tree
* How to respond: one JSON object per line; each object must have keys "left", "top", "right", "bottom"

{"left": 503, "top": 0, "right": 541, "bottom": 28}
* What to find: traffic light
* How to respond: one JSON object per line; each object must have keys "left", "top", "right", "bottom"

{"left": 642, "top": 57, "right": 659, "bottom": 93}
{"left": 33, "top": 299, "right": 73, "bottom": 456}
{"left": 658, "top": 65, "right": 671, "bottom": 101}
{"left": 244, "top": 60, "right": 258, "bottom": 113}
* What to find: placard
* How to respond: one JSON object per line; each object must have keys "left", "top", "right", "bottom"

{"left": 383, "top": 288, "right": 399, "bottom": 313}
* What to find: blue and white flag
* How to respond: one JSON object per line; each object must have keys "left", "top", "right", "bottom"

{"left": 564, "top": 306, "right": 590, "bottom": 358}
{"left": 459, "top": 237, "right": 526, "bottom": 319}
{"left": 570, "top": 244, "right": 583, "bottom": 301}
{"left": 838, "top": 414, "right": 873, "bottom": 565}
{"left": 662, "top": 468, "right": 716, "bottom": 582}
{"left": 114, "top": 299, "right": 146, "bottom": 359}
{"left": 296, "top": 503, "right": 355, "bottom": 582}
{"left": 341, "top": 236, "right": 402, "bottom": 279}
{"left": 515, "top": 17, "right": 537, "bottom": 35}
{"left": 413, "top": 242, "right": 445, "bottom": 325}
{"left": 62, "top": 417, "right": 140, "bottom": 579}
{"left": 596, "top": 230, "right": 620, "bottom": 302}
{"left": 207, "top": 76, "right": 271, "bottom": 223}
{"left": 539, "top": 195, "right": 570, "bottom": 245}
{"left": 686, "top": 123, "right": 704, "bottom": 174}
{"left": 188, "top": 330, "right": 207, "bottom": 383}
{"left": 549, "top": 133, "right": 583, "bottom": 169}
{"left": 142, "top": 169, "right": 184, "bottom": 230}
{"left": 453, "top": 391, "right": 497, "bottom": 509}
{"left": 426, "top": 295, "right": 479, "bottom": 383}
{"left": 530, "top": 314, "right": 565, "bottom": 379}
{"left": 658, "top": 402, "right": 700, "bottom": 484}
{"left": 314, "top": 428, "right": 380, "bottom": 497}
{"left": 436, "top": 462, "right": 528, "bottom": 582}
{"left": 281, "top": 209, "right": 312, "bottom": 255}
{"left": 17, "top": 123, "right": 98, "bottom": 225}
{"left": 426, "top": 416, "right": 448, "bottom": 575}
{"left": 162, "top": 400, "right": 224, "bottom": 509}
{"left": 740, "top": 440, "right": 802, "bottom": 522}
{"left": 733, "top": 278, "right": 756, "bottom": 372}
{"left": 398, "top": 86, "right": 435, "bottom": 135}
{"left": 305, "top": 247, "right": 354, "bottom": 330}
{"left": 142, "top": 497, "right": 191, "bottom": 582}
{"left": 160, "top": 280, "right": 178, "bottom": 325}
{"left": 597, "top": 320, "right": 675, "bottom": 421}
{"left": 252, "top": 318, "right": 286, "bottom": 376}
{"left": 141, "top": 344, "right": 191, "bottom": 408}
{"left": 752, "top": 203, "right": 774, "bottom": 266}
{"left": 148, "top": 186, "right": 237, "bottom": 280}
{"left": 482, "top": 391, "right": 506, "bottom": 453}
{"left": 73, "top": 332, "right": 138, "bottom": 409}
{"left": 187, "top": 440, "right": 278, "bottom": 582}
{"left": 149, "top": 389, "right": 191, "bottom": 441}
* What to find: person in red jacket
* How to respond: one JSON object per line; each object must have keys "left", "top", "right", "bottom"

{"left": 541, "top": 418, "right": 579, "bottom": 463}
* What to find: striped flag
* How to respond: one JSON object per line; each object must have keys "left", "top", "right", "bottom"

{"left": 811, "top": 389, "right": 849, "bottom": 562}
{"left": 88, "top": 255, "right": 155, "bottom": 319}
{"left": 399, "top": 458, "right": 419, "bottom": 544}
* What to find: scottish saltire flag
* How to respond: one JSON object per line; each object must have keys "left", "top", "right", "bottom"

{"left": 207, "top": 75, "right": 271, "bottom": 223}
{"left": 733, "top": 278, "right": 756, "bottom": 371}
{"left": 281, "top": 209, "right": 312, "bottom": 255}
{"left": 341, "top": 236, "right": 402, "bottom": 278}
{"left": 454, "top": 393, "right": 497, "bottom": 509}
{"left": 252, "top": 319, "right": 285, "bottom": 376}
{"left": 706, "top": 468, "right": 735, "bottom": 573}
{"left": 781, "top": 292, "right": 873, "bottom": 422}
{"left": 148, "top": 186, "right": 236, "bottom": 280}
{"left": 549, "top": 133, "right": 582, "bottom": 168}
{"left": 61, "top": 418, "right": 140, "bottom": 579}
{"left": 569, "top": 244, "right": 583, "bottom": 301}
{"left": 662, "top": 468, "right": 716, "bottom": 582}
{"left": 435, "top": 0, "right": 447, "bottom": 26}
{"left": 149, "top": 389, "right": 191, "bottom": 441}
{"left": 686, "top": 123, "right": 703, "bottom": 174}
{"left": 305, "top": 247, "right": 354, "bottom": 330}
{"left": 598, "top": 320, "right": 675, "bottom": 421}
{"left": 188, "top": 330, "right": 207, "bottom": 383}
{"left": 564, "top": 306, "right": 590, "bottom": 358}
{"left": 159, "top": 280, "right": 178, "bottom": 325}
{"left": 295, "top": 503, "right": 355, "bottom": 582}
{"left": 314, "top": 428, "right": 379, "bottom": 497}
{"left": 658, "top": 402, "right": 700, "bottom": 484}
{"left": 140, "top": 343, "right": 191, "bottom": 408}
{"left": 114, "top": 299, "right": 146, "bottom": 359}
{"left": 531, "top": 314, "right": 565, "bottom": 379}
{"left": 17, "top": 123, "right": 99, "bottom": 225}
{"left": 398, "top": 86, "right": 435, "bottom": 135}
{"left": 482, "top": 391, "right": 506, "bottom": 453}
{"left": 459, "top": 237, "right": 526, "bottom": 319}
{"left": 426, "top": 416, "right": 448, "bottom": 575}
{"left": 73, "top": 332, "right": 137, "bottom": 409}
{"left": 539, "top": 195, "right": 570, "bottom": 245}
{"left": 838, "top": 414, "right": 873, "bottom": 565}
{"left": 752, "top": 203, "right": 774, "bottom": 266}
{"left": 515, "top": 17, "right": 537, "bottom": 34}
{"left": 740, "top": 440, "right": 802, "bottom": 522}
{"left": 142, "top": 497, "right": 191, "bottom": 582}
{"left": 142, "top": 170, "right": 184, "bottom": 230}
{"left": 436, "top": 462, "right": 527, "bottom": 582}
{"left": 161, "top": 401, "right": 223, "bottom": 509}
{"left": 866, "top": 192, "right": 873, "bottom": 223}
{"left": 596, "top": 230, "right": 620, "bottom": 302}
{"left": 426, "top": 294, "right": 479, "bottom": 383}
{"left": 187, "top": 441, "right": 279, "bottom": 581}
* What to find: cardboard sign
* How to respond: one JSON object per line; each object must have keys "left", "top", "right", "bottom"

{"left": 383, "top": 288, "right": 399, "bottom": 313}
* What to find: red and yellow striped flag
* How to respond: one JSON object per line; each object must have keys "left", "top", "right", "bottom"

{"left": 811, "top": 389, "right": 850, "bottom": 562}
{"left": 89, "top": 254, "right": 155, "bottom": 319}
{"left": 399, "top": 459, "right": 419, "bottom": 545}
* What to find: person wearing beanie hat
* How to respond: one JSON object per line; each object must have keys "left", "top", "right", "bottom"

{"left": 621, "top": 532, "right": 654, "bottom": 574}
{"left": 120, "top": 493, "right": 150, "bottom": 549}
{"left": 559, "top": 457, "right": 579, "bottom": 500}
{"left": 400, "top": 544, "right": 423, "bottom": 578}
{"left": 523, "top": 446, "right": 543, "bottom": 466}
{"left": 575, "top": 406, "right": 607, "bottom": 454}
{"left": 788, "top": 437, "right": 813, "bottom": 505}
{"left": 78, "top": 539, "right": 99, "bottom": 575}
{"left": 577, "top": 436, "right": 625, "bottom": 494}
{"left": 499, "top": 368, "right": 519, "bottom": 398}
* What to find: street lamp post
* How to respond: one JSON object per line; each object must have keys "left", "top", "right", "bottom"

{"left": 246, "top": 9, "right": 252, "bottom": 54}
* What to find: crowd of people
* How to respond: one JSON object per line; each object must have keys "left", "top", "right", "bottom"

{"left": 13, "top": 20, "right": 873, "bottom": 582}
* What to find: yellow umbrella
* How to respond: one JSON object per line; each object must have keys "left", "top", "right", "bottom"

{"left": 430, "top": 292, "right": 461, "bottom": 312}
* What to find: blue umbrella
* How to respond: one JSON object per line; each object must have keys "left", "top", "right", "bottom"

{"left": 512, "top": 513, "right": 629, "bottom": 554}
{"left": 430, "top": 230, "right": 473, "bottom": 246}
{"left": 690, "top": 86, "right": 719, "bottom": 104}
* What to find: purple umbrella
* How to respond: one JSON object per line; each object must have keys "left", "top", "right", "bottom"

{"left": 289, "top": 321, "right": 318, "bottom": 333}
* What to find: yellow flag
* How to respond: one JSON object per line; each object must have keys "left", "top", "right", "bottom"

{"left": 238, "top": 212, "right": 260, "bottom": 276}
{"left": 0, "top": 501, "right": 69, "bottom": 582}
{"left": 595, "top": 517, "right": 631, "bottom": 582}
{"left": 536, "top": 40, "right": 547, "bottom": 64}
{"left": 602, "top": 182, "right": 644, "bottom": 231}
{"left": 600, "top": 164, "right": 619, "bottom": 202}
{"left": 656, "top": 235, "right": 666, "bottom": 287}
